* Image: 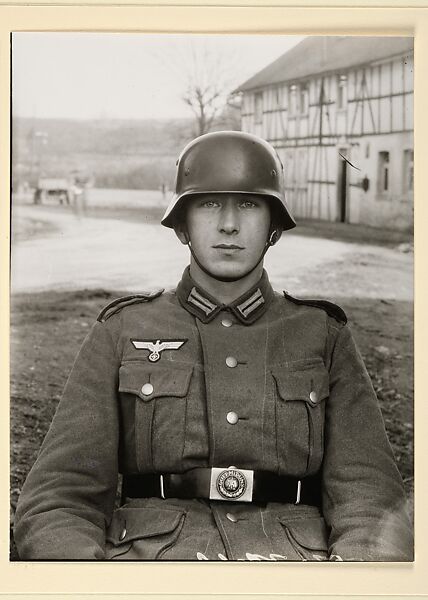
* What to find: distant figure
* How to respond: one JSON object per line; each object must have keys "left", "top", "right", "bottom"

{"left": 160, "top": 182, "right": 167, "bottom": 201}
{"left": 33, "top": 188, "right": 42, "bottom": 205}
{"left": 58, "top": 191, "right": 70, "bottom": 206}
{"left": 71, "top": 174, "right": 88, "bottom": 219}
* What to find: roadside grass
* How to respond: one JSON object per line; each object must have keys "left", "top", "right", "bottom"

{"left": 10, "top": 289, "right": 413, "bottom": 559}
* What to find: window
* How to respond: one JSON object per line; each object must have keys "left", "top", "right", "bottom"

{"left": 254, "top": 92, "right": 263, "bottom": 124}
{"left": 300, "top": 85, "right": 309, "bottom": 115}
{"left": 288, "top": 85, "right": 297, "bottom": 117}
{"left": 296, "top": 148, "right": 308, "bottom": 185}
{"left": 403, "top": 149, "right": 414, "bottom": 193}
{"left": 337, "top": 75, "right": 348, "bottom": 110}
{"left": 378, "top": 151, "right": 390, "bottom": 194}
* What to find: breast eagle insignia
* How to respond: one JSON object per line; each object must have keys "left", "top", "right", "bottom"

{"left": 130, "top": 339, "right": 187, "bottom": 362}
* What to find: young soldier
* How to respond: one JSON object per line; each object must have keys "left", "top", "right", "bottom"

{"left": 14, "top": 131, "right": 413, "bottom": 561}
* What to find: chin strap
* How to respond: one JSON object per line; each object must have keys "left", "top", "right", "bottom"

{"left": 186, "top": 228, "right": 279, "bottom": 283}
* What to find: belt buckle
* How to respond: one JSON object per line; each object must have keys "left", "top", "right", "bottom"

{"left": 209, "top": 466, "right": 254, "bottom": 502}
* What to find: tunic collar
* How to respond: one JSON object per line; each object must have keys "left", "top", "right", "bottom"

{"left": 176, "top": 266, "right": 274, "bottom": 325}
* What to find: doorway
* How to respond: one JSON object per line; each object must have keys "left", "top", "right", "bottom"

{"left": 337, "top": 151, "right": 348, "bottom": 223}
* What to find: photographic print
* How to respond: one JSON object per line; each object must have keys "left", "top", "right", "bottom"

{"left": 9, "top": 32, "right": 414, "bottom": 563}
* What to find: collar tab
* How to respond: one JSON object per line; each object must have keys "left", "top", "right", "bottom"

{"left": 235, "top": 289, "right": 265, "bottom": 319}
{"left": 176, "top": 267, "right": 273, "bottom": 325}
{"left": 188, "top": 287, "right": 218, "bottom": 316}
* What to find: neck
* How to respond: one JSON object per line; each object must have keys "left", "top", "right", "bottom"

{"left": 189, "top": 259, "right": 264, "bottom": 305}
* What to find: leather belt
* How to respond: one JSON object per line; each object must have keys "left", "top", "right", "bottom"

{"left": 122, "top": 467, "right": 322, "bottom": 506}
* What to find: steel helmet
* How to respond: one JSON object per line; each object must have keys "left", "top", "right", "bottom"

{"left": 161, "top": 130, "right": 296, "bottom": 230}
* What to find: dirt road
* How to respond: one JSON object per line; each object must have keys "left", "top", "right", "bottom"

{"left": 11, "top": 204, "right": 412, "bottom": 301}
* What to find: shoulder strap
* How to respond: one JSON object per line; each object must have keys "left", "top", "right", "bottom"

{"left": 283, "top": 291, "right": 347, "bottom": 324}
{"left": 97, "top": 289, "right": 164, "bottom": 322}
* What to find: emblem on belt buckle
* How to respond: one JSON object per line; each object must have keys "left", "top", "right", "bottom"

{"left": 209, "top": 467, "right": 254, "bottom": 502}
{"left": 217, "top": 469, "right": 246, "bottom": 499}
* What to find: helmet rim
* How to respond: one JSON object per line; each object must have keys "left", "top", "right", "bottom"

{"left": 161, "top": 190, "right": 296, "bottom": 231}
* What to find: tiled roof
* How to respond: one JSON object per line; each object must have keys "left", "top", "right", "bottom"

{"left": 236, "top": 36, "right": 413, "bottom": 92}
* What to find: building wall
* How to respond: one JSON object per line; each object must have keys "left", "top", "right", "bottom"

{"left": 240, "top": 51, "right": 413, "bottom": 230}
{"left": 348, "top": 131, "right": 413, "bottom": 230}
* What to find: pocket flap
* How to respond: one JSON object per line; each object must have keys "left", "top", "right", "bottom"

{"left": 119, "top": 362, "right": 193, "bottom": 401}
{"left": 272, "top": 363, "right": 329, "bottom": 404}
{"left": 106, "top": 506, "right": 185, "bottom": 546}
{"left": 281, "top": 516, "right": 329, "bottom": 552}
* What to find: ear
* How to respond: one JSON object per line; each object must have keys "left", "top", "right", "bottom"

{"left": 269, "top": 228, "right": 283, "bottom": 246}
{"left": 174, "top": 221, "right": 189, "bottom": 245}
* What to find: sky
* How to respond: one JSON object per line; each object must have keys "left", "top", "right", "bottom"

{"left": 12, "top": 33, "right": 303, "bottom": 121}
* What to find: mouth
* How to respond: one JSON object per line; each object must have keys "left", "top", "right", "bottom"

{"left": 213, "top": 244, "right": 245, "bottom": 250}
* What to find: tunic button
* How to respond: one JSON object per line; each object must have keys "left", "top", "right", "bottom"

{"left": 309, "top": 390, "right": 319, "bottom": 404}
{"left": 221, "top": 318, "right": 233, "bottom": 328}
{"left": 226, "top": 356, "right": 238, "bottom": 368}
{"left": 141, "top": 383, "right": 154, "bottom": 396}
{"left": 226, "top": 513, "right": 238, "bottom": 523}
{"left": 119, "top": 527, "right": 127, "bottom": 541}
{"left": 226, "top": 411, "right": 239, "bottom": 425}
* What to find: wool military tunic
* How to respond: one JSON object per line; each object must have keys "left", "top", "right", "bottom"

{"left": 14, "top": 268, "right": 413, "bottom": 561}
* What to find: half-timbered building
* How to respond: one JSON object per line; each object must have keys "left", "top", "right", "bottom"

{"left": 235, "top": 37, "right": 413, "bottom": 230}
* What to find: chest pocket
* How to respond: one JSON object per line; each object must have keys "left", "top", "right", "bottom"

{"left": 119, "top": 362, "right": 193, "bottom": 473}
{"left": 272, "top": 361, "right": 329, "bottom": 476}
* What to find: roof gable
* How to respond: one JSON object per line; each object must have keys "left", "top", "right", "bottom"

{"left": 236, "top": 36, "right": 413, "bottom": 92}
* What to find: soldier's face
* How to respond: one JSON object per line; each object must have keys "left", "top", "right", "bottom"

{"left": 179, "top": 194, "right": 271, "bottom": 281}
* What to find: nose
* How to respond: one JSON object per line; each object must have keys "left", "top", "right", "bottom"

{"left": 218, "top": 201, "right": 240, "bottom": 234}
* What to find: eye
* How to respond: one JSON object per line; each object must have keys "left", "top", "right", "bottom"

{"left": 240, "top": 200, "right": 258, "bottom": 208}
{"left": 201, "top": 200, "right": 219, "bottom": 208}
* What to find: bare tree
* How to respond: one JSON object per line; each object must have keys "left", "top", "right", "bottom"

{"left": 153, "top": 38, "right": 241, "bottom": 137}
{"left": 181, "top": 41, "right": 234, "bottom": 135}
{"left": 183, "top": 83, "right": 221, "bottom": 137}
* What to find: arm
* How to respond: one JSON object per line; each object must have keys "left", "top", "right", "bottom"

{"left": 14, "top": 320, "right": 120, "bottom": 560}
{"left": 322, "top": 321, "right": 413, "bottom": 561}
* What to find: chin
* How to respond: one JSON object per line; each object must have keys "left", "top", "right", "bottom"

{"left": 210, "top": 264, "right": 251, "bottom": 281}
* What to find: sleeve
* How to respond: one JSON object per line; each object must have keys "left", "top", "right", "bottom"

{"left": 14, "top": 320, "right": 121, "bottom": 560}
{"left": 322, "top": 321, "right": 414, "bottom": 561}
